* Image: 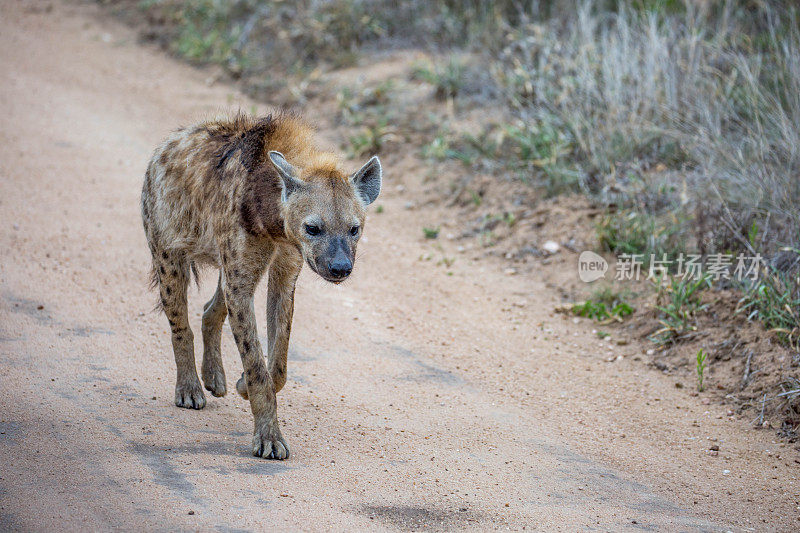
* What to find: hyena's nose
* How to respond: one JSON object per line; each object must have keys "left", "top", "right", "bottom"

{"left": 328, "top": 259, "right": 352, "bottom": 279}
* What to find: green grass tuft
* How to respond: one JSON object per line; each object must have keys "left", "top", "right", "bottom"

{"left": 651, "top": 274, "right": 712, "bottom": 345}
{"left": 572, "top": 299, "right": 634, "bottom": 322}
{"left": 738, "top": 256, "right": 800, "bottom": 349}
{"left": 423, "top": 226, "right": 440, "bottom": 239}
{"left": 412, "top": 58, "right": 467, "bottom": 100}
{"left": 696, "top": 349, "right": 708, "bottom": 392}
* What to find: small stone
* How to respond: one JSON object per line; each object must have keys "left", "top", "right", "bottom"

{"left": 188, "top": 510, "right": 195, "bottom": 515}
{"left": 646, "top": 349, "right": 655, "bottom": 356}
{"left": 710, "top": 444, "right": 720, "bottom": 451}
{"left": 542, "top": 241, "right": 560, "bottom": 254}
{"left": 504, "top": 268, "right": 517, "bottom": 275}
{"left": 722, "top": 469, "right": 730, "bottom": 476}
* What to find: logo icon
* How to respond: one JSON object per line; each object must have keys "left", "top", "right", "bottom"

{"left": 578, "top": 251, "right": 608, "bottom": 282}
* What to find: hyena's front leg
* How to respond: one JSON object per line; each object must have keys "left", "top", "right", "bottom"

{"left": 266, "top": 249, "right": 302, "bottom": 394}
{"left": 154, "top": 251, "right": 206, "bottom": 409}
{"left": 223, "top": 264, "right": 289, "bottom": 460}
{"left": 201, "top": 273, "right": 227, "bottom": 397}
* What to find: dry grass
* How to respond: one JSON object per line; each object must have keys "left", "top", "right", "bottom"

{"left": 492, "top": 2, "right": 800, "bottom": 260}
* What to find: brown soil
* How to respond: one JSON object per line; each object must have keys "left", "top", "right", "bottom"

{"left": 625, "top": 288, "right": 800, "bottom": 435}
{"left": 1, "top": 1, "right": 799, "bottom": 530}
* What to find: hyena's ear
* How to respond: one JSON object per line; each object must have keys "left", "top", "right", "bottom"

{"left": 350, "top": 155, "right": 382, "bottom": 206}
{"left": 268, "top": 151, "right": 305, "bottom": 202}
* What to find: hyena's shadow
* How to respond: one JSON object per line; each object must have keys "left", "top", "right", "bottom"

{"left": 128, "top": 439, "right": 291, "bottom": 488}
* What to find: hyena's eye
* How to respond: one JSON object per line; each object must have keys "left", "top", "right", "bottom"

{"left": 350, "top": 225, "right": 360, "bottom": 236}
{"left": 305, "top": 224, "right": 322, "bottom": 236}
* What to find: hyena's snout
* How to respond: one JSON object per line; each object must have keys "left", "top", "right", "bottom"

{"left": 319, "top": 238, "right": 353, "bottom": 282}
{"left": 328, "top": 256, "right": 352, "bottom": 280}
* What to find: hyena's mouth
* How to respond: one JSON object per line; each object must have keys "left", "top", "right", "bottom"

{"left": 321, "top": 272, "right": 349, "bottom": 284}
{"left": 306, "top": 259, "right": 349, "bottom": 284}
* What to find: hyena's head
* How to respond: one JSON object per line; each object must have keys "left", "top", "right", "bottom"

{"left": 269, "top": 151, "right": 381, "bottom": 283}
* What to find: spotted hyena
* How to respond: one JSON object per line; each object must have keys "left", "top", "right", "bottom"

{"left": 141, "top": 112, "right": 381, "bottom": 459}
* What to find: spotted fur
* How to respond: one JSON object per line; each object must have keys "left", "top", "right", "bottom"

{"left": 141, "top": 111, "right": 382, "bottom": 460}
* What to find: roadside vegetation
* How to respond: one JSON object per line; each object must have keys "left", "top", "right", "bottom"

{"left": 111, "top": 0, "right": 799, "bottom": 435}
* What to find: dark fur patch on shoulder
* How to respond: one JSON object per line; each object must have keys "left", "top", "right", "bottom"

{"left": 240, "top": 165, "right": 286, "bottom": 238}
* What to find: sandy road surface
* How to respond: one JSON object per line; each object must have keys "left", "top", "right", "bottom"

{"left": 0, "top": 1, "right": 797, "bottom": 531}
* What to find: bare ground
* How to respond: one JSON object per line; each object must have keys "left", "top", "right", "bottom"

{"left": 0, "top": 1, "right": 798, "bottom": 531}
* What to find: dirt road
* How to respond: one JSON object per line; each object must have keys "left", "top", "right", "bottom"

{"left": 0, "top": 1, "right": 797, "bottom": 531}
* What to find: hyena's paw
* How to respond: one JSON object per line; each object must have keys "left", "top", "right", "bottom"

{"left": 252, "top": 424, "right": 290, "bottom": 460}
{"left": 202, "top": 367, "right": 227, "bottom": 398}
{"left": 174, "top": 380, "right": 206, "bottom": 410}
{"left": 235, "top": 373, "right": 249, "bottom": 400}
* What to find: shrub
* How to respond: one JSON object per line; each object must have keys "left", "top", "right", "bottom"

{"left": 739, "top": 252, "right": 800, "bottom": 349}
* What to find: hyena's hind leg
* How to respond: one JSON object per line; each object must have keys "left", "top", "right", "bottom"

{"left": 152, "top": 249, "right": 206, "bottom": 409}
{"left": 201, "top": 272, "right": 227, "bottom": 397}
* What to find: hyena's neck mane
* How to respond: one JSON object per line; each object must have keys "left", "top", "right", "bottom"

{"left": 207, "top": 112, "right": 345, "bottom": 238}
{"left": 207, "top": 112, "right": 344, "bottom": 180}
